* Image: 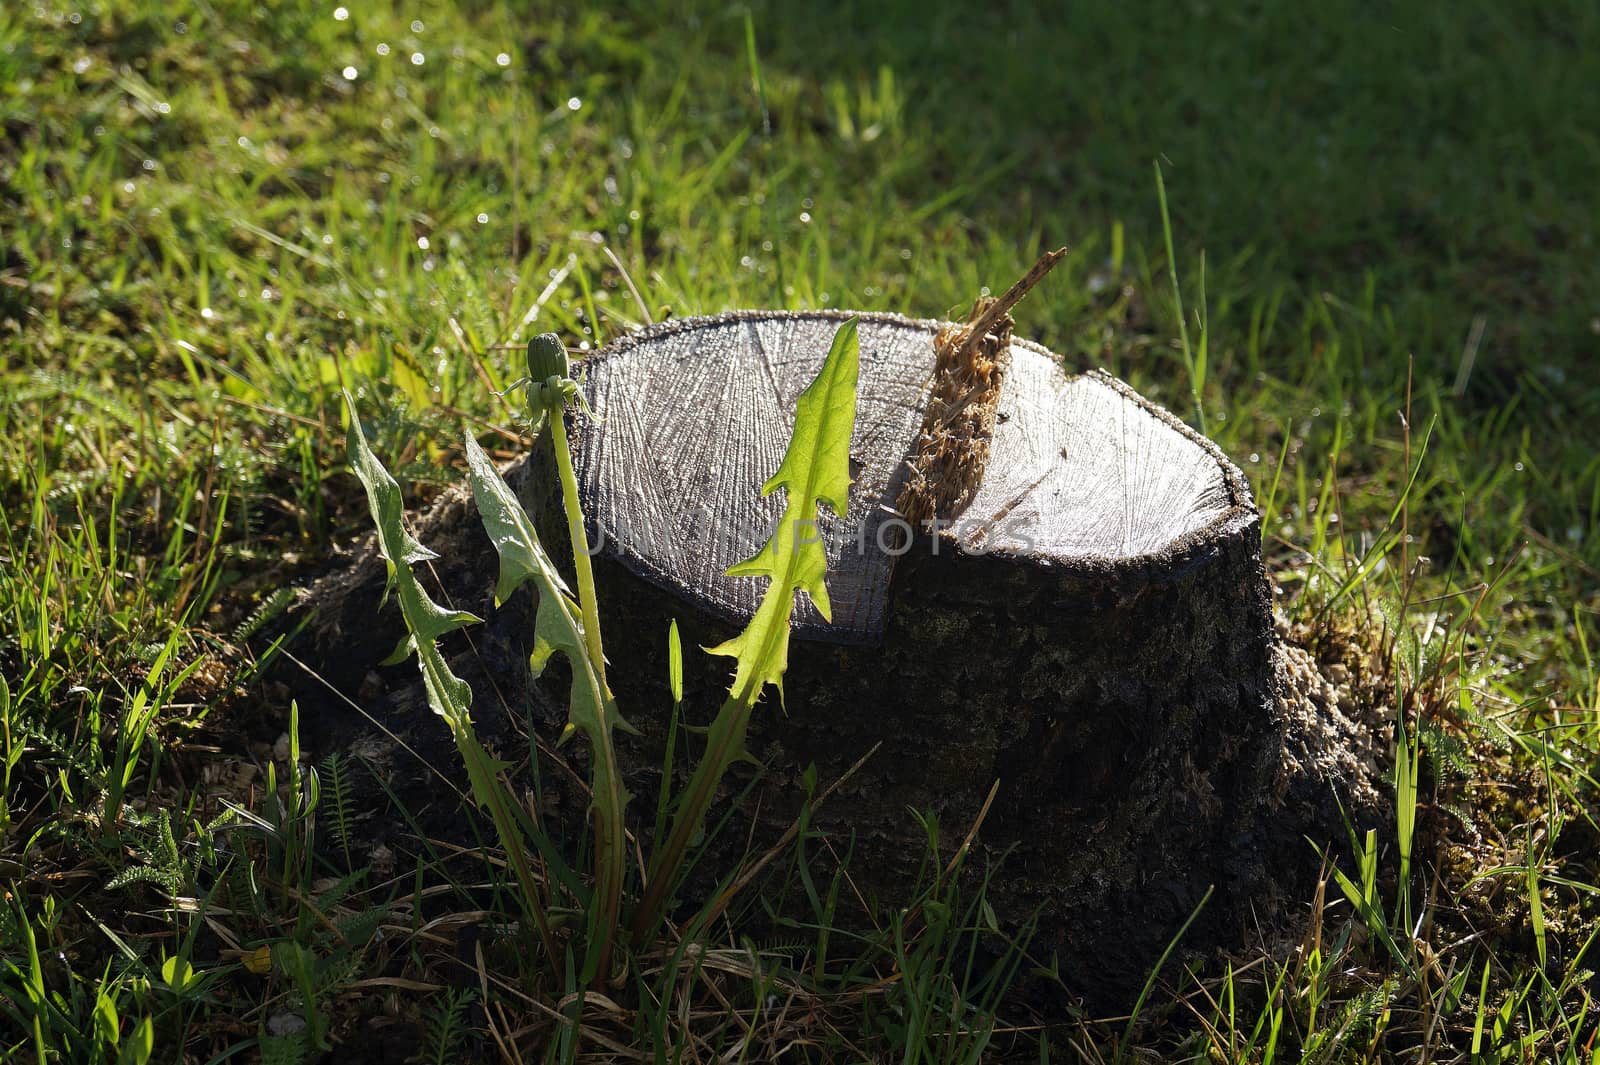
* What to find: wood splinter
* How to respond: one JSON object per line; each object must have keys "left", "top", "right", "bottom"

{"left": 895, "top": 246, "right": 1068, "bottom": 531}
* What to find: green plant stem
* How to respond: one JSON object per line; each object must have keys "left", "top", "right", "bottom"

{"left": 631, "top": 627, "right": 797, "bottom": 939}
{"left": 545, "top": 406, "right": 623, "bottom": 979}
{"left": 632, "top": 688, "right": 751, "bottom": 944}
{"left": 548, "top": 411, "right": 606, "bottom": 686}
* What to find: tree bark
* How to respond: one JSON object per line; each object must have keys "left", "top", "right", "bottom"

{"left": 285, "top": 311, "right": 1384, "bottom": 1005}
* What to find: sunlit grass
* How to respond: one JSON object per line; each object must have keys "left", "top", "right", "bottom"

{"left": 2, "top": 0, "right": 1597, "bottom": 1060}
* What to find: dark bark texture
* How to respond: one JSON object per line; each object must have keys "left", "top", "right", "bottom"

{"left": 279, "top": 312, "right": 1385, "bottom": 1007}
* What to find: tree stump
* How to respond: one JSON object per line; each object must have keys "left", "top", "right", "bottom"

{"left": 290, "top": 310, "right": 1384, "bottom": 1005}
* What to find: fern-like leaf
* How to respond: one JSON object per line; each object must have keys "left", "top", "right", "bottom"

{"left": 422, "top": 987, "right": 475, "bottom": 1065}
{"left": 320, "top": 751, "right": 355, "bottom": 871}
{"left": 232, "top": 587, "right": 295, "bottom": 643}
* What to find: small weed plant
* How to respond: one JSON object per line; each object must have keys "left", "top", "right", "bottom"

{"left": 345, "top": 318, "right": 1030, "bottom": 1053}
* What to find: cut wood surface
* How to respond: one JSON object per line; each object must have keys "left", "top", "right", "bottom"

{"left": 573, "top": 310, "right": 1248, "bottom": 643}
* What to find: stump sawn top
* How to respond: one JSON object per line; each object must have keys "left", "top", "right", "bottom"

{"left": 571, "top": 310, "right": 1257, "bottom": 644}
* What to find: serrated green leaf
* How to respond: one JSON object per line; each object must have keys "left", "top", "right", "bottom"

{"left": 465, "top": 435, "right": 572, "bottom": 609}
{"left": 346, "top": 402, "right": 574, "bottom": 973}
{"left": 346, "top": 400, "right": 438, "bottom": 584}
{"left": 708, "top": 316, "right": 860, "bottom": 703}
{"left": 379, "top": 634, "right": 416, "bottom": 668}
{"left": 636, "top": 318, "right": 861, "bottom": 941}
{"left": 464, "top": 430, "right": 631, "bottom": 975}
{"left": 463, "top": 435, "right": 633, "bottom": 738}
{"left": 344, "top": 397, "right": 481, "bottom": 732}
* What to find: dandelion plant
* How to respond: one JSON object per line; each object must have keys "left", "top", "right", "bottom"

{"left": 343, "top": 393, "right": 557, "bottom": 963}
{"left": 464, "top": 334, "right": 631, "bottom": 981}
{"left": 632, "top": 316, "right": 862, "bottom": 942}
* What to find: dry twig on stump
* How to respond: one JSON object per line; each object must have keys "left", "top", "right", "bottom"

{"left": 895, "top": 247, "right": 1068, "bottom": 530}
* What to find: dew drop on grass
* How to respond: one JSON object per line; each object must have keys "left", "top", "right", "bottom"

{"left": 200, "top": 307, "right": 214, "bottom": 319}
{"left": 567, "top": 96, "right": 581, "bottom": 111}
{"left": 333, "top": 6, "right": 348, "bottom": 19}
{"left": 342, "top": 66, "right": 357, "bottom": 80}
{"left": 416, "top": 236, "right": 429, "bottom": 250}
{"left": 476, "top": 212, "right": 488, "bottom": 224}
{"left": 411, "top": 19, "right": 424, "bottom": 32}
{"left": 411, "top": 51, "right": 424, "bottom": 65}
{"left": 72, "top": 56, "right": 91, "bottom": 73}
{"left": 496, "top": 52, "right": 510, "bottom": 67}
{"left": 376, "top": 42, "right": 389, "bottom": 56}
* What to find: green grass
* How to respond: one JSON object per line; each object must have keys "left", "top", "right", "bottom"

{"left": 2, "top": 0, "right": 1598, "bottom": 1060}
